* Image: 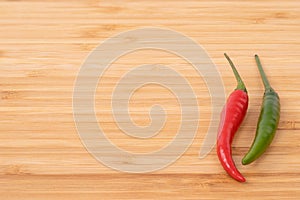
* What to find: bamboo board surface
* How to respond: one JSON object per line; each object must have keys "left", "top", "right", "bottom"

{"left": 1, "top": 0, "right": 300, "bottom": 199}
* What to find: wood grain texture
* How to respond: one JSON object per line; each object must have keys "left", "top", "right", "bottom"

{"left": 1, "top": 0, "right": 300, "bottom": 199}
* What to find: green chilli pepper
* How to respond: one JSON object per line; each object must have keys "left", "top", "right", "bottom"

{"left": 242, "top": 55, "right": 280, "bottom": 165}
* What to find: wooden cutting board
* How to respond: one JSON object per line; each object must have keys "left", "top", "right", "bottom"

{"left": 1, "top": 0, "right": 300, "bottom": 199}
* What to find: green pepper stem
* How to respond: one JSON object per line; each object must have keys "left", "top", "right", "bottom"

{"left": 224, "top": 53, "right": 247, "bottom": 92}
{"left": 255, "top": 55, "right": 272, "bottom": 90}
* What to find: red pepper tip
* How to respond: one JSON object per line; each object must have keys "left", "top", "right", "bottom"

{"left": 235, "top": 174, "right": 246, "bottom": 183}
{"left": 227, "top": 168, "right": 246, "bottom": 182}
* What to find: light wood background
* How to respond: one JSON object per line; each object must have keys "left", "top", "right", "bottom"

{"left": 1, "top": 0, "right": 300, "bottom": 199}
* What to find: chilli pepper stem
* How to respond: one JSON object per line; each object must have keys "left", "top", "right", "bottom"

{"left": 255, "top": 55, "right": 272, "bottom": 91}
{"left": 224, "top": 53, "right": 247, "bottom": 93}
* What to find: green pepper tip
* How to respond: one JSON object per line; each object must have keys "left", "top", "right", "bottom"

{"left": 241, "top": 157, "right": 251, "bottom": 165}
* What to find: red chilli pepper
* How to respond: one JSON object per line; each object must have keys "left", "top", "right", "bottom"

{"left": 217, "top": 54, "right": 248, "bottom": 182}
